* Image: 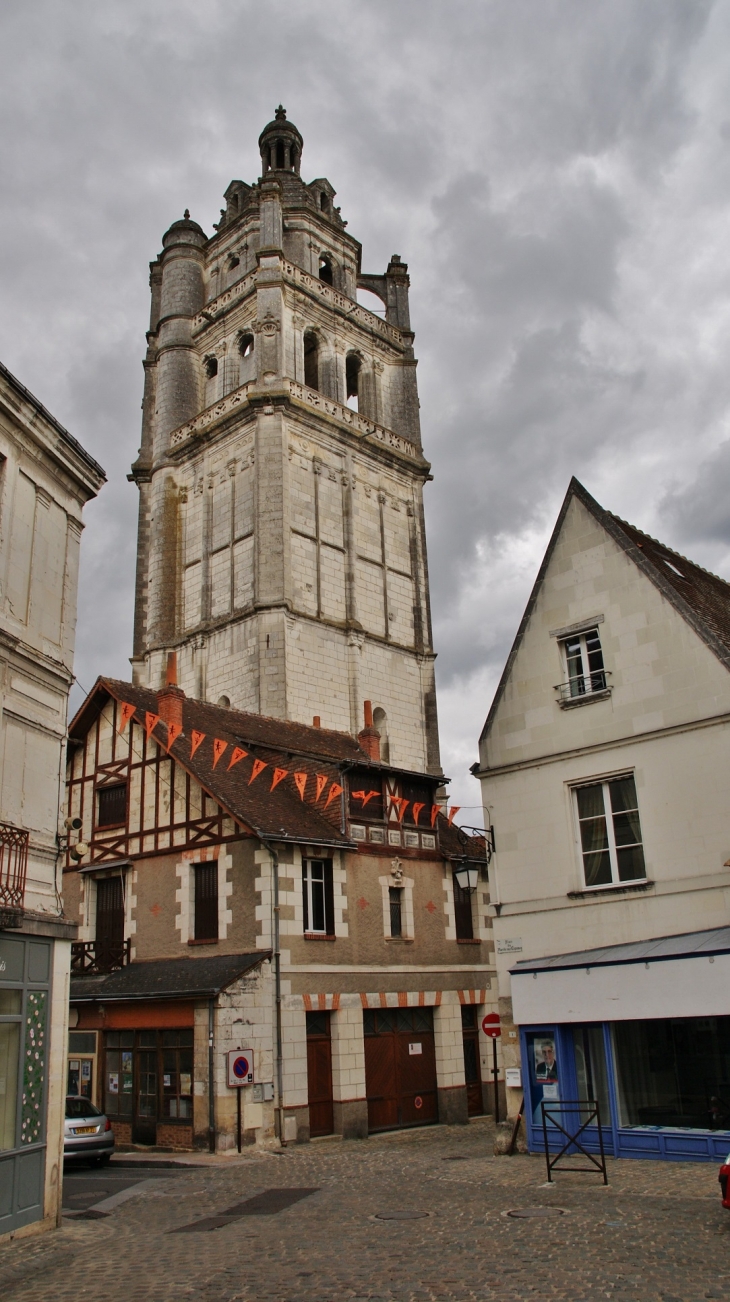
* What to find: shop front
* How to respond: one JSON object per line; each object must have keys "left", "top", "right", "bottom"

{"left": 511, "top": 928, "right": 730, "bottom": 1163}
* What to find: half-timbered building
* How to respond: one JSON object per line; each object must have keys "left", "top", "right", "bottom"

{"left": 64, "top": 664, "right": 495, "bottom": 1150}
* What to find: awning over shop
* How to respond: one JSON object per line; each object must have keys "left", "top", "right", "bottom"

{"left": 70, "top": 951, "right": 269, "bottom": 1003}
{"left": 510, "top": 926, "right": 730, "bottom": 1025}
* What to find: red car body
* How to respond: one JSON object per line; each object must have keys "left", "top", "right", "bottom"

{"left": 720, "top": 1157, "right": 730, "bottom": 1210}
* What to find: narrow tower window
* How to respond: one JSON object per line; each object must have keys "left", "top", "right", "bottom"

{"left": 320, "top": 192, "right": 328, "bottom": 212}
{"left": 239, "top": 334, "right": 254, "bottom": 359}
{"left": 318, "top": 255, "right": 333, "bottom": 286}
{"left": 346, "top": 353, "right": 361, "bottom": 412}
{"left": 304, "top": 331, "right": 319, "bottom": 391}
{"left": 204, "top": 356, "right": 218, "bottom": 379}
{"left": 276, "top": 140, "right": 285, "bottom": 170}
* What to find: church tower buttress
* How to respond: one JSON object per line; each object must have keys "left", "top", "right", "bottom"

{"left": 130, "top": 108, "right": 441, "bottom": 775}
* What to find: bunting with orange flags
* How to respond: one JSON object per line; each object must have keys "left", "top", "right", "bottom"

{"left": 145, "top": 712, "right": 160, "bottom": 741}
{"left": 118, "top": 701, "right": 136, "bottom": 733}
{"left": 212, "top": 739, "right": 228, "bottom": 769}
{"left": 190, "top": 731, "right": 206, "bottom": 759}
{"left": 249, "top": 758, "right": 267, "bottom": 785}
{"left": 293, "top": 772, "right": 308, "bottom": 801}
{"left": 271, "top": 768, "right": 288, "bottom": 792}
{"left": 430, "top": 804, "right": 440, "bottom": 828}
{"left": 352, "top": 790, "right": 381, "bottom": 807}
{"left": 315, "top": 774, "right": 328, "bottom": 802}
{"left": 447, "top": 806, "right": 460, "bottom": 826}
{"left": 164, "top": 722, "right": 183, "bottom": 753}
{"left": 227, "top": 747, "right": 248, "bottom": 771}
{"left": 390, "top": 796, "right": 410, "bottom": 822}
{"left": 324, "top": 782, "right": 343, "bottom": 810}
{"left": 412, "top": 802, "right": 425, "bottom": 825}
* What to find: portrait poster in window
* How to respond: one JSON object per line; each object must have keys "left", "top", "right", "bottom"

{"left": 526, "top": 1032, "right": 559, "bottom": 1122}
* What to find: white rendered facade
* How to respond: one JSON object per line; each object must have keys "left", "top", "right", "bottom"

{"left": 475, "top": 480, "right": 730, "bottom": 1159}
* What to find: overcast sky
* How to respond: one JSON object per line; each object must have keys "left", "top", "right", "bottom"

{"left": 2, "top": 0, "right": 730, "bottom": 817}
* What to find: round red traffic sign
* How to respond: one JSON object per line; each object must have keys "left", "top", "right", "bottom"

{"left": 414, "top": 1096, "right": 423, "bottom": 1109}
{"left": 232, "top": 1054, "right": 251, "bottom": 1079}
{"left": 482, "top": 1013, "right": 501, "bottom": 1039}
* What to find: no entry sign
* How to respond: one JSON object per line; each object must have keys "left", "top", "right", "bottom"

{"left": 227, "top": 1049, "right": 254, "bottom": 1087}
{"left": 481, "top": 1013, "right": 501, "bottom": 1039}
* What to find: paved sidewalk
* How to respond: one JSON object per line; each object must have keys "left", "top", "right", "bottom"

{"left": 1, "top": 1118, "right": 728, "bottom": 1301}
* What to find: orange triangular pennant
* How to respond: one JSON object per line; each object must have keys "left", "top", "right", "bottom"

{"left": 118, "top": 701, "right": 136, "bottom": 733}
{"left": 271, "top": 768, "right": 288, "bottom": 792}
{"left": 315, "top": 774, "right": 328, "bottom": 802}
{"left": 190, "top": 730, "right": 206, "bottom": 759}
{"left": 227, "top": 746, "right": 248, "bottom": 771}
{"left": 249, "top": 758, "right": 267, "bottom": 785}
{"left": 430, "top": 804, "right": 440, "bottom": 828}
{"left": 164, "top": 721, "right": 183, "bottom": 753}
{"left": 447, "top": 805, "right": 461, "bottom": 826}
{"left": 352, "top": 789, "right": 380, "bottom": 807}
{"left": 145, "top": 712, "right": 160, "bottom": 741}
{"left": 293, "top": 772, "right": 307, "bottom": 800}
{"left": 412, "top": 802, "right": 424, "bottom": 826}
{"left": 212, "top": 738, "right": 228, "bottom": 769}
{"left": 324, "top": 782, "right": 343, "bottom": 810}
{"left": 395, "top": 798, "right": 410, "bottom": 823}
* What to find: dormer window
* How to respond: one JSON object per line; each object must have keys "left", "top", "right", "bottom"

{"left": 555, "top": 627, "right": 609, "bottom": 706}
{"left": 320, "top": 192, "right": 329, "bottom": 212}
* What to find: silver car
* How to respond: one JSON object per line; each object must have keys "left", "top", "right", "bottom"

{"left": 64, "top": 1096, "right": 115, "bottom": 1165}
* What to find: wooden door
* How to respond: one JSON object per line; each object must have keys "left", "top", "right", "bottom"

{"left": 461, "top": 1006, "right": 483, "bottom": 1115}
{"left": 306, "top": 1012, "right": 334, "bottom": 1137}
{"left": 364, "top": 1008, "right": 437, "bottom": 1132}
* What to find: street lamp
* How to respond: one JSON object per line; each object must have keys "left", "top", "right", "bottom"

{"left": 453, "top": 863, "right": 480, "bottom": 893}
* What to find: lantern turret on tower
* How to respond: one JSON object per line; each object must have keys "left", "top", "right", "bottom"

{"left": 130, "top": 109, "right": 440, "bottom": 774}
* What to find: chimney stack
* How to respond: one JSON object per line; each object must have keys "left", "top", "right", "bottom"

{"left": 158, "top": 651, "right": 184, "bottom": 731}
{"left": 312, "top": 715, "right": 321, "bottom": 728}
{"left": 358, "top": 699, "right": 381, "bottom": 761}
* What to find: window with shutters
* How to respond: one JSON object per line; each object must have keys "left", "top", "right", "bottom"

{"left": 97, "top": 783, "right": 127, "bottom": 829}
{"left": 302, "top": 859, "right": 334, "bottom": 936}
{"left": 194, "top": 862, "right": 219, "bottom": 941}
{"left": 96, "top": 876, "right": 125, "bottom": 959}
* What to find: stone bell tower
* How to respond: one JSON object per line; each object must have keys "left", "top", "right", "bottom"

{"left": 130, "top": 107, "right": 441, "bottom": 774}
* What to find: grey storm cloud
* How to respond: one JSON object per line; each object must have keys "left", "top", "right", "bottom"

{"left": 1, "top": 0, "right": 730, "bottom": 813}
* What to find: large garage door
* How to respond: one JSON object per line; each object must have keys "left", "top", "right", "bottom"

{"left": 364, "top": 1008, "right": 437, "bottom": 1132}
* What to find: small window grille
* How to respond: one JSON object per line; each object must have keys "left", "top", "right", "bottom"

{"left": 194, "top": 863, "right": 219, "bottom": 941}
{"left": 388, "top": 887, "right": 402, "bottom": 938}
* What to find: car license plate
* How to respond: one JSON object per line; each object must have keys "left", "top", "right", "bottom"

{"left": 74, "top": 1125, "right": 97, "bottom": 1135}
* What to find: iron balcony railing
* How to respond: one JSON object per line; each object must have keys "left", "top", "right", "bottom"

{"left": 0, "top": 821, "right": 29, "bottom": 914}
{"left": 71, "top": 938, "right": 131, "bottom": 975}
{"left": 554, "top": 670, "right": 612, "bottom": 706}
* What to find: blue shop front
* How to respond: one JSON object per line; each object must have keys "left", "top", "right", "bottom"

{"left": 511, "top": 928, "right": 730, "bottom": 1163}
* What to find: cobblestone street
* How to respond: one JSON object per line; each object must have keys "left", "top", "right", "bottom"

{"left": 1, "top": 1120, "right": 728, "bottom": 1302}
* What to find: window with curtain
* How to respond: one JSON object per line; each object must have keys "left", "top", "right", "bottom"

{"left": 574, "top": 775, "right": 645, "bottom": 888}
{"left": 302, "top": 859, "right": 334, "bottom": 935}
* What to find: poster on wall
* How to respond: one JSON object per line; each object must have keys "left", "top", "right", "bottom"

{"left": 108, "top": 1072, "right": 119, "bottom": 1094}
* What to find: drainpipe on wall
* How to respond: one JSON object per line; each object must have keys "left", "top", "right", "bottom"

{"left": 208, "top": 998, "right": 215, "bottom": 1153}
{"left": 265, "top": 841, "right": 286, "bottom": 1146}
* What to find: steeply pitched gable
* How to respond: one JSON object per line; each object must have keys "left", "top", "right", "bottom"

{"left": 480, "top": 477, "right": 730, "bottom": 746}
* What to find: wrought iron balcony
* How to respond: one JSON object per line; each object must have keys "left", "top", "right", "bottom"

{"left": 554, "top": 670, "right": 612, "bottom": 707}
{"left": 71, "top": 938, "right": 131, "bottom": 975}
{"left": 0, "top": 821, "right": 29, "bottom": 923}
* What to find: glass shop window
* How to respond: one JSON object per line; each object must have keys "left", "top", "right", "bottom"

{"left": 105, "top": 1031, "right": 134, "bottom": 1117}
{"left": 162, "top": 1030, "right": 194, "bottom": 1120}
{"left": 614, "top": 1016, "right": 730, "bottom": 1130}
{"left": 570, "top": 1025, "right": 611, "bottom": 1125}
{"left": 0, "top": 989, "right": 22, "bottom": 1152}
